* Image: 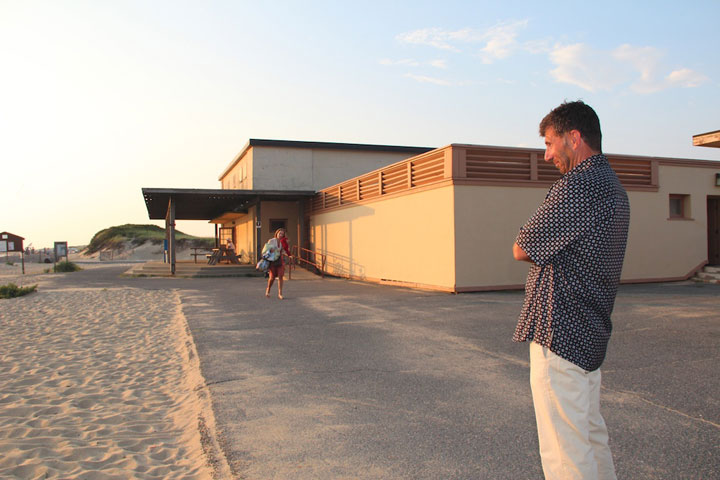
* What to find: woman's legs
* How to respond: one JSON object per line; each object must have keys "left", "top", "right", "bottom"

{"left": 277, "top": 266, "right": 285, "bottom": 299}
{"left": 265, "top": 271, "right": 275, "bottom": 297}
{"left": 266, "top": 265, "right": 285, "bottom": 298}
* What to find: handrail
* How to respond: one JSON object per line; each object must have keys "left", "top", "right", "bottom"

{"left": 291, "top": 245, "right": 327, "bottom": 278}
{"left": 281, "top": 252, "right": 293, "bottom": 279}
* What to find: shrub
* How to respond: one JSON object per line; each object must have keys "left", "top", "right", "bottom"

{"left": 0, "top": 283, "right": 37, "bottom": 299}
{"left": 54, "top": 261, "right": 82, "bottom": 273}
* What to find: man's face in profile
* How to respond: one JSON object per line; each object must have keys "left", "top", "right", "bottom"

{"left": 543, "top": 126, "right": 574, "bottom": 174}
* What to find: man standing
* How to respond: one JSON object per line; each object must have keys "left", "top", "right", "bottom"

{"left": 512, "top": 101, "right": 630, "bottom": 480}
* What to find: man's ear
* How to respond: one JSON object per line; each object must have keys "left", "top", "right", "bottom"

{"left": 569, "top": 130, "right": 583, "bottom": 150}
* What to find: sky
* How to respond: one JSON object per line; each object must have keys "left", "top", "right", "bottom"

{"left": 1, "top": 0, "right": 719, "bottom": 248}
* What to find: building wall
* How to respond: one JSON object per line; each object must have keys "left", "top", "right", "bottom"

{"left": 260, "top": 201, "right": 301, "bottom": 253}
{"left": 309, "top": 150, "right": 419, "bottom": 191}
{"left": 453, "top": 185, "right": 547, "bottom": 290}
{"left": 222, "top": 148, "right": 253, "bottom": 189}
{"left": 452, "top": 164, "right": 719, "bottom": 289}
{"left": 231, "top": 214, "right": 255, "bottom": 263}
{"left": 249, "top": 147, "right": 421, "bottom": 191}
{"left": 622, "top": 164, "right": 717, "bottom": 281}
{"left": 251, "top": 147, "right": 314, "bottom": 190}
{"left": 309, "top": 186, "right": 457, "bottom": 290}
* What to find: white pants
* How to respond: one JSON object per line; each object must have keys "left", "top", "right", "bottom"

{"left": 529, "top": 342, "right": 617, "bottom": 480}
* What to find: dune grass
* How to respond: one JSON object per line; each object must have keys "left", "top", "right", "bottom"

{"left": 86, "top": 224, "right": 214, "bottom": 254}
{"left": 0, "top": 283, "right": 37, "bottom": 299}
{"left": 54, "top": 261, "right": 82, "bottom": 273}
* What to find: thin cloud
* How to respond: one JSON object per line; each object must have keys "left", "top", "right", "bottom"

{"left": 395, "top": 23, "right": 709, "bottom": 93}
{"left": 549, "top": 43, "right": 627, "bottom": 92}
{"left": 397, "top": 20, "right": 528, "bottom": 63}
{"left": 478, "top": 20, "right": 528, "bottom": 63}
{"left": 404, "top": 73, "right": 455, "bottom": 86}
{"left": 666, "top": 68, "right": 708, "bottom": 88}
{"left": 549, "top": 42, "right": 709, "bottom": 93}
{"left": 380, "top": 58, "right": 448, "bottom": 69}
{"left": 396, "top": 27, "right": 466, "bottom": 51}
{"left": 429, "top": 59, "right": 448, "bottom": 69}
{"left": 612, "top": 44, "right": 664, "bottom": 93}
{"left": 379, "top": 58, "right": 421, "bottom": 67}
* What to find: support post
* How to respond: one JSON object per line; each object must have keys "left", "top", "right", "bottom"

{"left": 297, "top": 200, "right": 304, "bottom": 252}
{"left": 166, "top": 196, "right": 176, "bottom": 275}
{"left": 255, "top": 200, "right": 262, "bottom": 262}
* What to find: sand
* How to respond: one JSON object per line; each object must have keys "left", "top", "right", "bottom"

{"left": 0, "top": 268, "right": 227, "bottom": 478}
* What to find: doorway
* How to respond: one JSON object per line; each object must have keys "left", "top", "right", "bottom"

{"left": 708, "top": 197, "right": 720, "bottom": 265}
{"left": 219, "top": 227, "right": 234, "bottom": 247}
{"left": 269, "top": 219, "right": 287, "bottom": 235}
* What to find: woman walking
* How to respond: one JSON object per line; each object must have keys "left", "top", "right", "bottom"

{"left": 263, "top": 228, "right": 291, "bottom": 299}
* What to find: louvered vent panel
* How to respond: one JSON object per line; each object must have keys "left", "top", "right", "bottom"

{"left": 609, "top": 157, "right": 653, "bottom": 186}
{"left": 340, "top": 182, "right": 358, "bottom": 204}
{"left": 411, "top": 153, "right": 445, "bottom": 186}
{"left": 311, "top": 194, "right": 323, "bottom": 211}
{"left": 382, "top": 164, "right": 408, "bottom": 194}
{"left": 358, "top": 174, "right": 380, "bottom": 200}
{"left": 466, "top": 149, "right": 532, "bottom": 181}
{"left": 324, "top": 186, "right": 341, "bottom": 209}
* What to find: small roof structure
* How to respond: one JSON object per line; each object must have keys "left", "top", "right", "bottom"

{"left": 141, "top": 188, "right": 316, "bottom": 220}
{"left": 0, "top": 231, "right": 24, "bottom": 241}
{"left": 693, "top": 130, "right": 720, "bottom": 148}
{"left": 141, "top": 188, "right": 316, "bottom": 275}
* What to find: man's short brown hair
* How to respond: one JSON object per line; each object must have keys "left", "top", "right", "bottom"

{"left": 539, "top": 101, "right": 602, "bottom": 153}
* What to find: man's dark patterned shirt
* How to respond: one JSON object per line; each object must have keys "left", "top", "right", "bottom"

{"left": 513, "top": 154, "right": 630, "bottom": 371}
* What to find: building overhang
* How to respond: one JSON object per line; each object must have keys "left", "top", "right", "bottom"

{"left": 141, "top": 188, "right": 316, "bottom": 220}
{"left": 693, "top": 130, "right": 720, "bottom": 148}
{"left": 210, "top": 212, "right": 246, "bottom": 224}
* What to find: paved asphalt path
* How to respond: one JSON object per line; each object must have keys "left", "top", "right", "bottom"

{"left": 34, "top": 265, "right": 720, "bottom": 479}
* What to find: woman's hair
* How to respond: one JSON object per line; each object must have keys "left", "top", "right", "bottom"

{"left": 274, "top": 228, "right": 286, "bottom": 238}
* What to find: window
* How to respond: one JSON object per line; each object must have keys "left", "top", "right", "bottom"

{"left": 269, "top": 219, "right": 287, "bottom": 234}
{"left": 219, "top": 227, "right": 233, "bottom": 246}
{"left": 669, "top": 194, "right": 690, "bottom": 219}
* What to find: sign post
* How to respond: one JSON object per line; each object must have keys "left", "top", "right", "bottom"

{"left": 54, "top": 241, "right": 68, "bottom": 269}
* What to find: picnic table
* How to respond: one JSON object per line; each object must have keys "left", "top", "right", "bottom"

{"left": 190, "top": 247, "right": 212, "bottom": 264}
{"left": 207, "top": 246, "right": 241, "bottom": 265}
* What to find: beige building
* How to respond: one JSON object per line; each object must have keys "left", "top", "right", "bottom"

{"left": 306, "top": 144, "right": 720, "bottom": 292}
{"left": 144, "top": 138, "right": 720, "bottom": 290}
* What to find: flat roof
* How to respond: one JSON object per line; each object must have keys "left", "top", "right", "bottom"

{"left": 219, "top": 139, "right": 434, "bottom": 180}
{"left": 693, "top": 130, "right": 720, "bottom": 148}
{"left": 141, "top": 188, "right": 315, "bottom": 220}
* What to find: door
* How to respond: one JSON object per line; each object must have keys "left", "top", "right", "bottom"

{"left": 708, "top": 197, "right": 720, "bottom": 265}
{"left": 219, "top": 227, "right": 234, "bottom": 247}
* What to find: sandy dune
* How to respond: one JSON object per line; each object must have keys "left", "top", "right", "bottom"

{"left": 0, "top": 277, "right": 225, "bottom": 478}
